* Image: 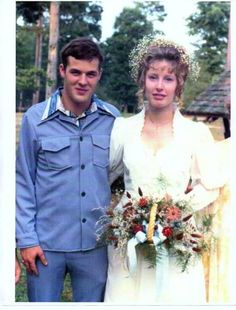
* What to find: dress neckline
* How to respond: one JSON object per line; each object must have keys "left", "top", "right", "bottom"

{"left": 137, "top": 106, "right": 177, "bottom": 157}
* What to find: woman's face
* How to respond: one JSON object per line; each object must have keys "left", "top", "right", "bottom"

{"left": 144, "top": 60, "right": 177, "bottom": 110}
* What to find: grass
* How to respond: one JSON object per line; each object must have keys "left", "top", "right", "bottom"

{"left": 15, "top": 264, "right": 73, "bottom": 302}
{"left": 16, "top": 112, "right": 224, "bottom": 142}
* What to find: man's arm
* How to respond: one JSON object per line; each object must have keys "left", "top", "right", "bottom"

{"left": 16, "top": 113, "right": 47, "bottom": 274}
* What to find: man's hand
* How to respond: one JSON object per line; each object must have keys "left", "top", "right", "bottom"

{"left": 20, "top": 246, "right": 48, "bottom": 275}
{"left": 15, "top": 256, "right": 21, "bottom": 284}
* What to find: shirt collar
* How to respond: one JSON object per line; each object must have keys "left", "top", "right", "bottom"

{"left": 41, "top": 88, "right": 98, "bottom": 121}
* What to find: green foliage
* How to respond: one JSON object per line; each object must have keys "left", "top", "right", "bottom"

{"left": 187, "top": 1, "right": 230, "bottom": 76}
{"left": 16, "top": 67, "right": 46, "bottom": 92}
{"left": 16, "top": 2, "right": 48, "bottom": 23}
{"left": 16, "top": 1, "right": 103, "bottom": 110}
{"left": 58, "top": 2, "right": 103, "bottom": 50}
{"left": 101, "top": 3, "right": 166, "bottom": 112}
{"left": 16, "top": 25, "right": 35, "bottom": 69}
{"left": 135, "top": 1, "right": 167, "bottom": 22}
{"left": 183, "top": 61, "right": 214, "bottom": 107}
{"left": 15, "top": 265, "right": 28, "bottom": 302}
{"left": 15, "top": 265, "right": 72, "bottom": 302}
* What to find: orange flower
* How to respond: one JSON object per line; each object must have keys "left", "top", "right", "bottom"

{"left": 165, "top": 206, "right": 181, "bottom": 221}
{"left": 123, "top": 207, "right": 135, "bottom": 219}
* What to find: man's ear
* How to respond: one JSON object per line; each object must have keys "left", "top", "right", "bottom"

{"left": 59, "top": 64, "right": 65, "bottom": 78}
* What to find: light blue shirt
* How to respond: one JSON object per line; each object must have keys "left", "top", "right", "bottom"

{"left": 16, "top": 88, "right": 120, "bottom": 251}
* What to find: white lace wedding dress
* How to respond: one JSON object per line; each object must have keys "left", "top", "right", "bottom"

{"left": 105, "top": 108, "right": 227, "bottom": 304}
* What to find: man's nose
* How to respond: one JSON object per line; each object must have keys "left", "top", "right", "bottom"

{"left": 78, "top": 74, "right": 87, "bottom": 85}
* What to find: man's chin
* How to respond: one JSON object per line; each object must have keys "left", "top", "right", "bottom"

{"left": 73, "top": 97, "right": 91, "bottom": 107}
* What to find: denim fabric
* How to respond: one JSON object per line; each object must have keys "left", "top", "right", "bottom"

{"left": 16, "top": 90, "right": 120, "bottom": 251}
{"left": 27, "top": 247, "right": 108, "bottom": 302}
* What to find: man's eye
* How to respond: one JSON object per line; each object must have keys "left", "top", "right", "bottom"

{"left": 71, "top": 71, "right": 79, "bottom": 76}
{"left": 87, "top": 73, "right": 97, "bottom": 78}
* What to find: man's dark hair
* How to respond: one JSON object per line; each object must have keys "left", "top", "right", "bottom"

{"left": 60, "top": 37, "right": 103, "bottom": 70}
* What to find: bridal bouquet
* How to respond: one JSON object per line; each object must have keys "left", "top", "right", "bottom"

{"left": 96, "top": 182, "right": 215, "bottom": 272}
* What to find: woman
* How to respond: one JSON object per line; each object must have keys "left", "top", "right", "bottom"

{"left": 105, "top": 37, "right": 229, "bottom": 304}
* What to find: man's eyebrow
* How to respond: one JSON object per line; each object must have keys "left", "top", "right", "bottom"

{"left": 69, "top": 68, "right": 98, "bottom": 74}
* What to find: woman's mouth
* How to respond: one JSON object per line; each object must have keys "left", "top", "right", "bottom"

{"left": 153, "top": 93, "right": 166, "bottom": 100}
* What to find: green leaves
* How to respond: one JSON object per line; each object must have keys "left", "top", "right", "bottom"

{"left": 187, "top": 2, "right": 230, "bottom": 76}
{"left": 101, "top": 3, "right": 166, "bottom": 112}
{"left": 16, "top": 67, "right": 45, "bottom": 92}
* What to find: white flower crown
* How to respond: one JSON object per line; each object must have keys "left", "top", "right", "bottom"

{"left": 129, "top": 35, "right": 200, "bottom": 82}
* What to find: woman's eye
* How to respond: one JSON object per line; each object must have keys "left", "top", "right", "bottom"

{"left": 149, "top": 75, "right": 157, "bottom": 80}
{"left": 165, "top": 76, "right": 174, "bottom": 81}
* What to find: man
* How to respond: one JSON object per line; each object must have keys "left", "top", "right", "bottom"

{"left": 16, "top": 37, "right": 120, "bottom": 302}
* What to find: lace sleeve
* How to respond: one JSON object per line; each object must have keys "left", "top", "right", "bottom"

{"left": 109, "top": 117, "right": 125, "bottom": 185}
{"left": 186, "top": 123, "right": 224, "bottom": 211}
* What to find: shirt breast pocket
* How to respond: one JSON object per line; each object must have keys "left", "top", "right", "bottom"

{"left": 91, "top": 134, "right": 110, "bottom": 168}
{"left": 41, "top": 137, "right": 72, "bottom": 170}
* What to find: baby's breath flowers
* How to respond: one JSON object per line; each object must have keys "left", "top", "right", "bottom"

{"left": 129, "top": 35, "right": 200, "bottom": 82}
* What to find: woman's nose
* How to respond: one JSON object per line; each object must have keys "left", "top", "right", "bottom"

{"left": 156, "top": 78, "right": 164, "bottom": 90}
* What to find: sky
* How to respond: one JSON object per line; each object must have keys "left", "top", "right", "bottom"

{"left": 100, "top": 0, "right": 199, "bottom": 53}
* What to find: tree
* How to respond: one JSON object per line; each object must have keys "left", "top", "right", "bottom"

{"left": 101, "top": 3, "right": 166, "bottom": 112}
{"left": 16, "top": 2, "right": 48, "bottom": 107}
{"left": 16, "top": 1, "right": 103, "bottom": 110}
{"left": 187, "top": 1, "right": 230, "bottom": 77}
{"left": 45, "top": 2, "right": 60, "bottom": 99}
{"left": 59, "top": 2, "right": 103, "bottom": 49}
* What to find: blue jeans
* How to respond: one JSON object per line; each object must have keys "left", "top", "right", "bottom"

{"left": 27, "top": 247, "right": 108, "bottom": 302}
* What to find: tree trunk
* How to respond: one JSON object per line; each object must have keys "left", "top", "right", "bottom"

{"left": 223, "top": 117, "right": 230, "bottom": 138}
{"left": 45, "top": 2, "right": 60, "bottom": 99}
{"left": 32, "top": 16, "right": 43, "bottom": 104}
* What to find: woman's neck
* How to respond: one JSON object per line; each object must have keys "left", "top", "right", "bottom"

{"left": 146, "top": 104, "right": 175, "bottom": 128}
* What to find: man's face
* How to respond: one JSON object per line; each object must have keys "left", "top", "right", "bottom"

{"left": 59, "top": 56, "right": 101, "bottom": 109}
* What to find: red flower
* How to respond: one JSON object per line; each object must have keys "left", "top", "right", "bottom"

{"left": 138, "top": 197, "right": 148, "bottom": 207}
{"left": 191, "top": 233, "right": 202, "bottom": 238}
{"left": 106, "top": 209, "right": 114, "bottom": 216}
{"left": 132, "top": 224, "right": 143, "bottom": 234}
{"left": 108, "top": 236, "right": 118, "bottom": 241}
{"left": 162, "top": 226, "right": 173, "bottom": 237}
{"left": 192, "top": 247, "right": 202, "bottom": 253}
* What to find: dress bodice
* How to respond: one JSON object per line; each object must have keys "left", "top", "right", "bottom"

{"left": 123, "top": 135, "right": 191, "bottom": 199}
{"left": 109, "top": 108, "right": 224, "bottom": 211}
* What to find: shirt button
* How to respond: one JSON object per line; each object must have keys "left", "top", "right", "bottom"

{"left": 81, "top": 164, "right": 85, "bottom": 170}
{"left": 81, "top": 192, "right": 86, "bottom": 197}
{"left": 82, "top": 218, "right": 87, "bottom": 223}
{"left": 80, "top": 136, "right": 83, "bottom": 141}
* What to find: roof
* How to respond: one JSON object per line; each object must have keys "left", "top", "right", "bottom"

{"left": 183, "top": 70, "right": 230, "bottom": 119}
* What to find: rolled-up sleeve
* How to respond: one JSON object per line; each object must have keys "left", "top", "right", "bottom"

{"left": 16, "top": 113, "right": 39, "bottom": 248}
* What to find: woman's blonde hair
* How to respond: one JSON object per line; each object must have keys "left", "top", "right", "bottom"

{"left": 129, "top": 36, "right": 199, "bottom": 106}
